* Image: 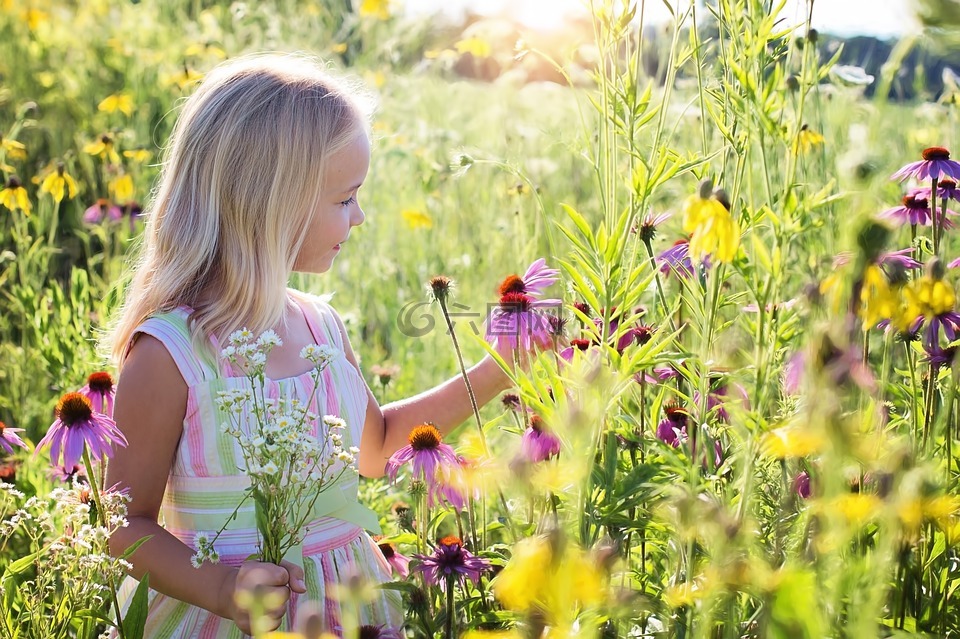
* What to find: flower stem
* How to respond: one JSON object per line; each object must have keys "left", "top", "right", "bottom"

{"left": 437, "top": 298, "right": 487, "bottom": 452}
{"left": 83, "top": 449, "right": 127, "bottom": 639}
{"left": 444, "top": 576, "right": 456, "bottom": 639}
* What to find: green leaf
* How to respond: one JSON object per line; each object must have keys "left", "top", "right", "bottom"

{"left": 122, "top": 573, "right": 151, "bottom": 639}
{"left": 119, "top": 534, "right": 154, "bottom": 561}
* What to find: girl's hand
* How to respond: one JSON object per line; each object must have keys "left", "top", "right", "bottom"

{"left": 220, "top": 559, "right": 307, "bottom": 634}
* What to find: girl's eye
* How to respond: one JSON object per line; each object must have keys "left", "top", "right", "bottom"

{"left": 340, "top": 196, "right": 356, "bottom": 207}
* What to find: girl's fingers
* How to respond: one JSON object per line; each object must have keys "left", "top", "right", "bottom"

{"left": 279, "top": 560, "right": 307, "bottom": 593}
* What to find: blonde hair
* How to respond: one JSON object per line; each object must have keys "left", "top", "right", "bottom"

{"left": 106, "top": 53, "right": 371, "bottom": 366}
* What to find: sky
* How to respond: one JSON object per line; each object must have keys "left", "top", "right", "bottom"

{"left": 403, "top": 0, "right": 921, "bottom": 38}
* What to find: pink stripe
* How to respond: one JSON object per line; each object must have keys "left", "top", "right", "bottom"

{"left": 184, "top": 390, "right": 209, "bottom": 476}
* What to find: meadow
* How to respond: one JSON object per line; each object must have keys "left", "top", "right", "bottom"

{"left": 1, "top": 0, "right": 959, "bottom": 638}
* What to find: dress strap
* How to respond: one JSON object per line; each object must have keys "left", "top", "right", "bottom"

{"left": 128, "top": 308, "right": 221, "bottom": 387}
{"left": 290, "top": 291, "right": 343, "bottom": 351}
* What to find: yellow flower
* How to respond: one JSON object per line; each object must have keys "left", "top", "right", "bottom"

{"left": 359, "top": 0, "right": 390, "bottom": 20}
{"left": 164, "top": 65, "right": 204, "bottom": 90}
{"left": 859, "top": 264, "right": 900, "bottom": 329}
{"left": 663, "top": 580, "right": 706, "bottom": 608}
{"left": 683, "top": 188, "right": 740, "bottom": 263}
{"left": 0, "top": 177, "right": 31, "bottom": 215}
{"left": 84, "top": 135, "right": 121, "bottom": 164}
{"left": 793, "top": 123, "right": 824, "bottom": 154}
{"left": 1, "top": 137, "right": 27, "bottom": 160}
{"left": 98, "top": 93, "right": 135, "bottom": 117}
{"left": 401, "top": 208, "right": 433, "bottom": 229}
{"left": 21, "top": 8, "right": 48, "bottom": 30}
{"left": 38, "top": 164, "right": 79, "bottom": 204}
{"left": 123, "top": 149, "right": 152, "bottom": 163}
{"left": 110, "top": 174, "right": 135, "bottom": 203}
{"left": 760, "top": 426, "right": 825, "bottom": 459}
{"left": 331, "top": 42, "right": 348, "bottom": 54}
{"left": 833, "top": 493, "right": 881, "bottom": 526}
{"left": 455, "top": 36, "right": 492, "bottom": 58}
{"left": 896, "top": 275, "right": 956, "bottom": 331}
{"left": 184, "top": 42, "right": 227, "bottom": 59}
{"left": 493, "top": 535, "right": 605, "bottom": 618}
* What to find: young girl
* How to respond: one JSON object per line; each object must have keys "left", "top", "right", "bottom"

{"left": 105, "top": 53, "right": 513, "bottom": 637}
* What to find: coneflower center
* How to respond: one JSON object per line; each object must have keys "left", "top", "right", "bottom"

{"left": 438, "top": 535, "right": 463, "bottom": 547}
{"left": 571, "top": 338, "right": 591, "bottom": 351}
{"left": 56, "top": 392, "right": 93, "bottom": 425}
{"left": 5, "top": 176, "right": 21, "bottom": 189}
{"left": 378, "top": 543, "right": 396, "bottom": 559}
{"left": 529, "top": 415, "right": 546, "bottom": 433}
{"left": 408, "top": 423, "right": 442, "bottom": 450}
{"left": 87, "top": 371, "right": 114, "bottom": 394}
{"left": 498, "top": 274, "right": 526, "bottom": 296}
{"left": 941, "top": 178, "right": 957, "bottom": 189}
{"left": 499, "top": 292, "right": 533, "bottom": 312}
{"left": 665, "top": 405, "right": 689, "bottom": 424}
{"left": 922, "top": 146, "right": 951, "bottom": 161}
{"left": 903, "top": 195, "right": 929, "bottom": 210}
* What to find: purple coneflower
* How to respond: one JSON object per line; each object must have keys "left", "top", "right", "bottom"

{"left": 79, "top": 371, "right": 116, "bottom": 418}
{"left": 891, "top": 146, "right": 960, "bottom": 183}
{"left": 656, "top": 405, "right": 688, "bottom": 447}
{"left": 794, "top": 471, "right": 811, "bottom": 499}
{"left": 385, "top": 423, "right": 459, "bottom": 488}
{"left": 359, "top": 625, "right": 404, "bottom": 639}
{"left": 912, "top": 177, "right": 960, "bottom": 203}
{"left": 501, "top": 393, "right": 522, "bottom": 412}
{"left": 51, "top": 464, "right": 86, "bottom": 483}
{"left": 782, "top": 351, "right": 805, "bottom": 395}
{"left": 36, "top": 392, "right": 127, "bottom": 469}
{"left": 0, "top": 421, "right": 27, "bottom": 455}
{"left": 485, "top": 292, "right": 560, "bottom": 351}
{"left": 616, "top": 324, "right": 654, "bottom": 353}
{"left": 879, "top": 194, "right": 940, "bottom": 226}
{"left": 636, "top": 210, "right": 672, "bottom": 243}
{"left": 413, "top": 535, "right": 490, "bottom": 588}
{"left": 658, "top": 239, "right": 710, "bottom": 277}
{"left": 83, "top": 199, "right": 123, "bottom": 224}
{"left": 520, "top": 415, "right": 561, "bottom": 462}
{"left": 377, "top": 542, "right": 412, "bottom": 579}
{"left": 516, "top": 258, "right": 560, "bottom": 298}
{"left": 560, "top": 338, "right": 592, "bottom": 361}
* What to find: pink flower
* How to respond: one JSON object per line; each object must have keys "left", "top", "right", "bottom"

{"left": 51, "top": 464, "right": 86, "bottom": 483}
{"left": 485, "top": 292, "right": 560, "bottom": 351}
{"left": 498, "top": 258, "right": 560, "bottom": 299}
{"left": 0, "top": 421, "right": 27, "bottom": 455}
{"left": 560, "top": 338, "right": 592, "bottom": 361}
{"left": 79, "top": 371, "right": 116, "bottom": 418}
{"left": 877, "top": 194, "right": 954, "bottom": 227}
{"left": 891, "top": 147, "right": 960, "bottom": 183}
{"left": 385, "top": 423, "right": 459, "bottom": 488}
{"left": 413, "top": 535, "right": 490, "bottom": 588}
{"left": 83, "top": 199, "right": 123, "bottom": 224}
{"left": 377, "top": 542, "right": 412, "bottom": 578}
{"left": 520, "top": 415, "right": 561, "bottom": 462}
{"left": 794, "top": 471, "right": 811, "bottom": 499}
{"left": 36, "top": 392, "right": 127, "bottom": 469}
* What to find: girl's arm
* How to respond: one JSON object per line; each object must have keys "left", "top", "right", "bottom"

{"left": 105, "top": 335, "right": 302, "bottom": 632}
{"left": 333, "top": 313, "right": 514, "bottom": 477}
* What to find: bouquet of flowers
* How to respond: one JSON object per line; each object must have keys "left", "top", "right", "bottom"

{"left": 192, "top": 329, "right": 358, "bottom": 567}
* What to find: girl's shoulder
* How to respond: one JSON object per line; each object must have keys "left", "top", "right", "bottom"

{"left": 125, "top": 305, "right": 219, "bottom": 387}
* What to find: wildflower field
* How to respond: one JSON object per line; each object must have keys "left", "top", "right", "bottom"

{"left": 2, "top": 0, "right": 960, "bottom": 637}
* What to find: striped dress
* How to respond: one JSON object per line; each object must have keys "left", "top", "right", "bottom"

{"left": 115, "top": 291, "right": 403, "bottom": 638}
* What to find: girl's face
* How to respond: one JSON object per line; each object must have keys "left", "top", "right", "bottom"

{"left": 294, "top": 132, "right": 370, "bottom": 274}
